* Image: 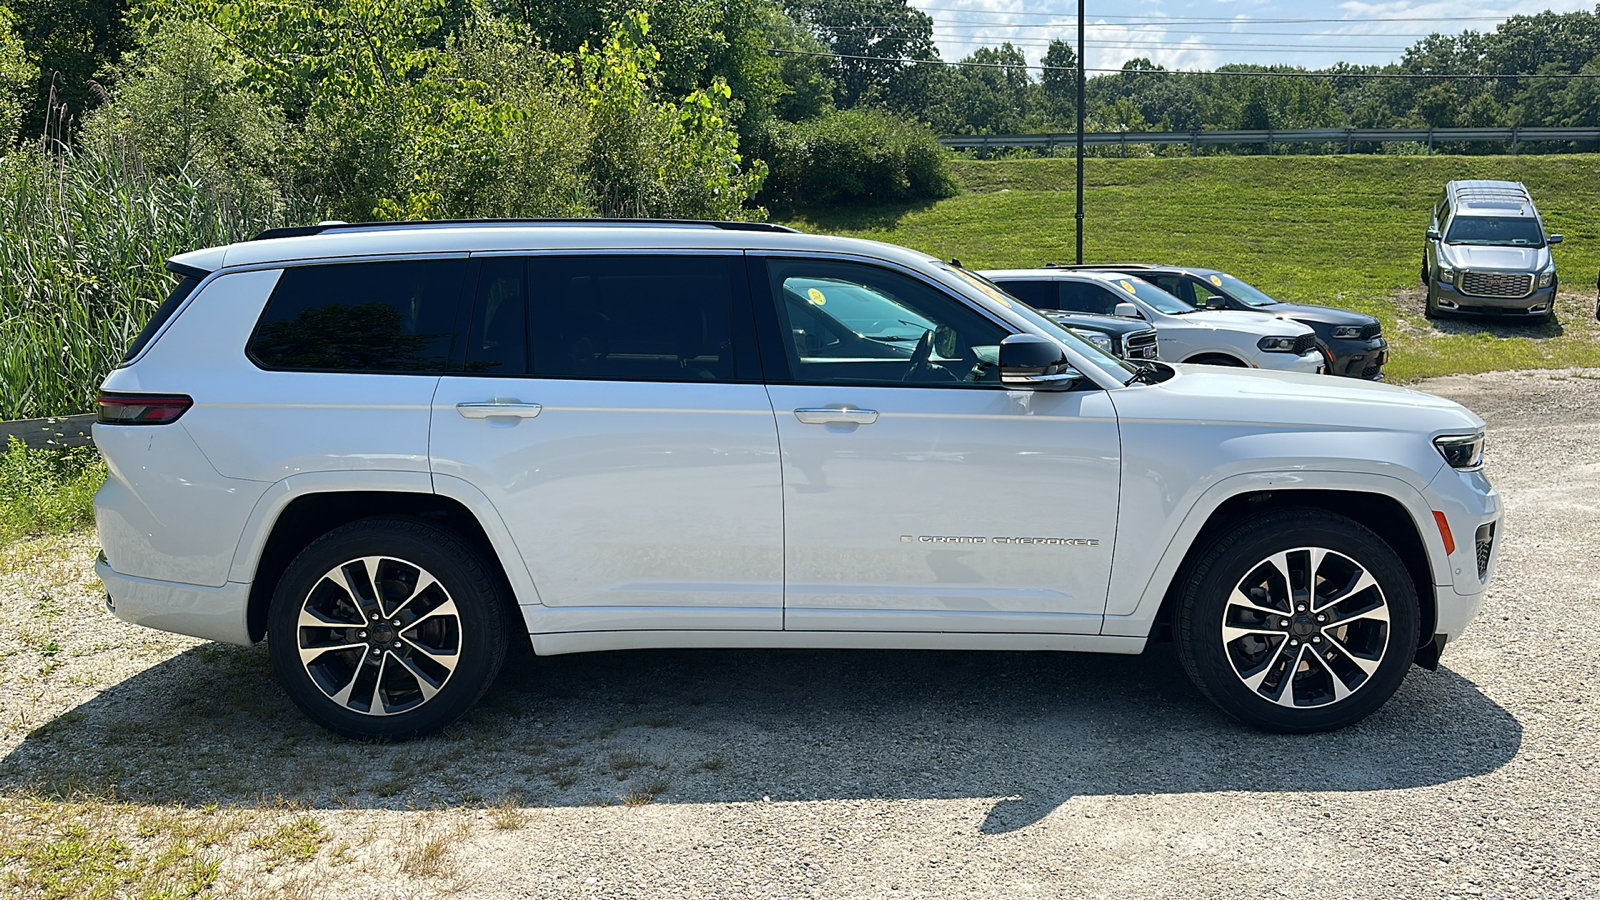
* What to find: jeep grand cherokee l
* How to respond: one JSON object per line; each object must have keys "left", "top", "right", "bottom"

{"left": 95, "top": 220, "right": 1500, "bottom": 739}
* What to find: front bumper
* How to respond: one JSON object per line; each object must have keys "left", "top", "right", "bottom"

{"left": 1254, "top": 349, "right": 1326, "bottom": 374}
{"left": 1427, "top": 464, "right": 1501, "bottom": 643}
{"left": 1324, "top": 338, "right": 1388, "bottom": 379}
{"left": 97, "top": 552, "right": 254, "bottom": 646}
{"left": 1435, "top": 279, "right": 1556, "bottom": 316}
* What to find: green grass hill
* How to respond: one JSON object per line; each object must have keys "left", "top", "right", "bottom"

{"left": 782, "top": 154, "right": 1600, "bottom": 382}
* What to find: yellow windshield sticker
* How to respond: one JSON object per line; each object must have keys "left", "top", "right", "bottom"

{"left": 952, "top": 269, "right": 1012, "bottom": 306}
{"left": 1119, "top": 280, "right": 1136, "bottom": 294}
{"left": 807, "top": 287, "right": 825, "bottom": 305}
{"left": 1209, "top": 274, "right": 1223, "bottom": 287}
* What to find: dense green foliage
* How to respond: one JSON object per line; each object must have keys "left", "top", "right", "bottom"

{"left": 787, "top": 154, "right": 1600, "bottom": 382}
{"left": 0, "top": 439, "right": 103, "bottom": 544}
{"left": 0, "top": 147, "right": 314, "bottom": 419}
{"left": 753, "top": 107, "right": 955, "bottom": 207}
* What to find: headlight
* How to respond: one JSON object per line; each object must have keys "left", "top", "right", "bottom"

{"left": 1537, "top": 271, "right": 1554, "bottom": 288}
{"left": 1257, "top": 336, "right": 1299, "bottom": 352}
{"left": 1331, "top": 325, "right": 1362, "bottom": 339}
{"left": 1438, "top": 265, "right": 1457, "bottom": 284}
{"left": 1069, "top": 329, "right": 1115, "bottom": 354}
{"left": 1435, "top": 432, "right": 1485, "bottom": 470}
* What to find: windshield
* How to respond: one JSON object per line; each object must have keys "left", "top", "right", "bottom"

{"left": 783, "top": 277, "right": 933, "bottom": 343}
{"left": 1102, "top": 275, "right": 1195, "bottom": 315}
{"left": 937, "top": 265, "right": 1138, "bottom": 380}
{"left": 1213, "top": 273, "right": 1279, "bottom": 308}
{"left": 1445, "top": 216, "right": 1546, "bottom": 247}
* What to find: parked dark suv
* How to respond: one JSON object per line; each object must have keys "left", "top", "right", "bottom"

{"left": 1065, "top": 265, "right": 1388, "bottom": 380}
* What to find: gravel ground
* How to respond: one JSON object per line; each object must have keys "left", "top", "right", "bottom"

{"left": 2, "top": 369, "right": 1598, "bottom": 898}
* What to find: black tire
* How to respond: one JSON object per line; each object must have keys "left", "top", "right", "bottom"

{"left": 267, "top": 516, "right": 510, "bottom": 740}
{"left": 1174, "top": 508, "right": 1420, "bottom": 733}
{"left": 1423, "top": 279, "right": 1441, "bottom": 319}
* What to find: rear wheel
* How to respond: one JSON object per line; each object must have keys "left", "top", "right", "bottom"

{"left": 1175, "top": 508, "right": 1420, "bottom": 733}
{"left": 267, "top": 517, "right": 509, "bottom": 740}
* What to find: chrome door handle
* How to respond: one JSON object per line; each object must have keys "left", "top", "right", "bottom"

{"left": 794, "top": 407, "right": 878, "bottom": 425}
{"left": 456, "top": 401, "right": 542, "bottom": 419}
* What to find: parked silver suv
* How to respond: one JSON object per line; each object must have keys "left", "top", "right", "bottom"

{"left": 1423, "top": 180, "right": 1562, "bottom": 320}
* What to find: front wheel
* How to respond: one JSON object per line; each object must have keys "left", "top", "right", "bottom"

{"left": 1175, "top": 509, "right": 1420, "bottom": 733}
{"left": 267, "top": 517, "right": 510, "bottom": 740}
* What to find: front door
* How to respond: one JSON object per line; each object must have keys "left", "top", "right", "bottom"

{"left": 430, "top": 253, "right": 784, "bottom": 632}
{"left": 754, "top": 257, "right": 1121, "bottom": 634}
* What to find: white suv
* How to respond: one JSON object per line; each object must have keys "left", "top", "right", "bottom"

{"left": 94, "top": 220, "right": 1499, "bottom": 739}
{"left": 984, "top": 268, "right": 1325, "bottom": 373}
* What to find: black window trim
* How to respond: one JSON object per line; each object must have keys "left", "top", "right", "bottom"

{"left": 447, "top": 249, "right": 766, "bottom": 385}
{"left": 746, "top": 251, "right": 1028, "bottom": 391}
{"left": 244, "top": 253, "right": 472, "bottom": 377}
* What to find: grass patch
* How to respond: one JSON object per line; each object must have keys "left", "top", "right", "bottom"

{"left": 783, "top": 153, "right": 1600, "bottom": 382}
{"left": 0, "top": 441, "right": 104, "bottom": 546}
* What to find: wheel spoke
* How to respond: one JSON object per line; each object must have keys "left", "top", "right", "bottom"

{"left": 1222, "top": 623, "right": 1284, "bottom": 644}
{"left": 392, "top": 653, "right": 444, "bottom": 703}
{"left": 407, "top": 596, "right": 460, "bottom": 628}
{"left": 1316, "top": 570, "right": 1378, "bottom": 612}
{"left": 400, "top": 635, "right": 460, "bottom": 676}
{"left": 298, "top": 640, "right": 366, "bottom": 667}
{"left": 326, "top": 653, "right": 374, "bottom": 709}
{"left": 390, "top": 571, "right": 439, "bottom": 620}
{"left": 1227, "top": 587, "right": 1285, "bottom": 619}
{"left": 1326, "top": 602, "right": 1390, "bottom": 629}
{"left": 1324, "top": 633, "right": 1382, "bottom": 676}
{"left": 367, "top": 651, "right": 390, "bottom": 715}
{"left": 298, "top": 605, "right": 364, "bottom": 629}
{"left": 1307, "top": 648, "right": 1355, "bottom": 702}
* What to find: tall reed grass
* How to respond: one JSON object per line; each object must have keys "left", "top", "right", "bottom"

{"left": 0, "top": 146, "right": 316, "bottom": 420}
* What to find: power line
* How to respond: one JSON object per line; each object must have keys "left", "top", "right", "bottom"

{"left": 907, "top": 6, "right": 1523, "bottom": 25}
{"left": 767, "top": 47, "right": 1600, "bottom": 79}
{"left": 931, "top": 37, "right": 1413, "bottom": 53}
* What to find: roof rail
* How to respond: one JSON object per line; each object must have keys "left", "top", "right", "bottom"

{"left": 250, "top": 218, "right": 799, "bottom": 242}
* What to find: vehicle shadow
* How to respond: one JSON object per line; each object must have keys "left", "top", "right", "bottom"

{"left": 0, "top": 642, "right": 1521, "bottom": 833}
{"left": 1395, "top": 286, "right": 1574, "bottom": 337}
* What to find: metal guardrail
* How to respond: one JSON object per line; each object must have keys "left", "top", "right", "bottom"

{"left": 941, "top": 126, "right": 1600, "bottom": 155}
{"left": 0, "top": 414, "right": 95, "bottom": 450}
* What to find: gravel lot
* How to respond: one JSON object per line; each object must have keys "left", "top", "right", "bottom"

{"left": 2, "top": 369, "right": 1598, "bottom": 898}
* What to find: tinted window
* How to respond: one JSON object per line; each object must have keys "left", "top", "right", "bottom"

{"left": 124, "top": 274, "right": 200, "bottom": 363}
{"left": 1147, "top": 274, "right": 1193, "bottom": 303}
{"left": 1445, "top": 216, "right": 1545, "bottom": 247}
{"left": 527, "top": 255, "right": 739, "bottom": 382}
{"left": 766, "top": 258, "right": 1009, "bottom": 387}
{"left": 1059, "top": 281, "right": 1119, "bottom": 315}
{"left": 249, "top": 259, "right": 464, "bottom": 373}
{"left": 999, "top": 279, "right": 1060, "bottom": 310}
{"left": 465, "top": 257, "right": 528, "bottom": 375}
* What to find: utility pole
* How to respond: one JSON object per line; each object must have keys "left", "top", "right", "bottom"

{"left": 1075, "top": 0, "right": 1086, "bottom": 264}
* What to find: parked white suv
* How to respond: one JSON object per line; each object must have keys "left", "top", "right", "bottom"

{"left": 984, "top": 268, "right": 1325, "bottom": 373}
{"left": 95, "top": 220, "right": 1499, "bottom": 739}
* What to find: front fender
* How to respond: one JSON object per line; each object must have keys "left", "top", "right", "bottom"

{"left": 1101, "top": 469, "right": 1451, "bottom": 638}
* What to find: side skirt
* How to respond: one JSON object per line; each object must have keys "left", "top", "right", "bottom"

{"left": 528, "top": 629, "right": 1147, "bottom": 657}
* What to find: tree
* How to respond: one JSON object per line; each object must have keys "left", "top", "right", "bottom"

{"left": 1040, "top": 39, "right": 1077, "bottom": 122}
{"left": 5, "top": 0, "right": 132, "bottom": 139}
{"left": 0, "top": 5, "right": 35, "bottom": 145}
{"left": 783, "top": 0, "right": 938, "bottom": 108}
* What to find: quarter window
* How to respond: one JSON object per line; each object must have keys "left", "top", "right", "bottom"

{"left": 999, "top": 279, "right": 1060, "bottom": 310}
{"left": 248, "top": 259, "right": 464, "bottom": 373}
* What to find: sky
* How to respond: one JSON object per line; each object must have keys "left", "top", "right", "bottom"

{"left": 908, "top": 1, "right": 1599, "bottom": 72}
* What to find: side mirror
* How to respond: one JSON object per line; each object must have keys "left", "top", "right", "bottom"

{"left": 1000, "top": 334, "right": 1081, "bottom": 390}
{"left": 1113, "top": 302, "right": 1142, "bottom": 319}
{"left": 1549, "top": 234, "right": 1564, "bottom": 245}
{"left": 1204, "top": 295, "right": 1227, "bottom": 310}
{"left": 1426, "top": 227, "right": 1441, "bottom": 241}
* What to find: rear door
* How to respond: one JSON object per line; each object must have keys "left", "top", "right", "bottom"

{"left": 429, "top": 253, "right": 785, "bottom": 632}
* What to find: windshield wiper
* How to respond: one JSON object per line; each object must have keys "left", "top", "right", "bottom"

{"left": 1124, "top": 364, "right": 1163, "bottom": 386}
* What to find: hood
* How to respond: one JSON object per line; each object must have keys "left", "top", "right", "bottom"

{"left": 1174, "top": 309, "right": 1313, "bottom": 337}
{"left": 1256, "top": 301, "right": 1375, "bottom": 327}
{"left": 1441, "top": 244, "right": 1549, "bottom": 272}
{"left": 1043, "top": 311, "right": 1150, "bottom": 337}
{"left": 1127, "top": 364, "right": 1483, "bottom": 435}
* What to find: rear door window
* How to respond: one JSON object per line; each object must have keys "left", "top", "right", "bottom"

{"left": 1059, "top": 281, "right": 1120, "bottom": 315}
{"left": 998, "top": 279, "right": 1060, "bottom": 310}
{"left": 248, "top": 258, "right": 465, "bottom": 373}
{"left": 525, "top": 254, "right": 743, "bottom": 382}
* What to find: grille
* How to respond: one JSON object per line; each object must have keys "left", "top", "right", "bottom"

{"left": 1475, "top": 523, "right": 1495, "bottom": 580}
{"left": 1361, "top": 363, "right": 1383, "bottom": 379}
{"left": 1291, "top": 333, "right": 1318, "bottom": 356}
{"left": 1123, "top": 330, "right": 1159, "bottom": 360}
{"left": 1460, "top": 271, "right": 1533, "bottom": 298}
{"left": 1359, "top": 322, "right": 1383, "bottom": 340}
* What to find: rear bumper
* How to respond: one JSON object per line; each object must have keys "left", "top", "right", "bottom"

{"left": 97, "top": 553, "right": 254, "bottom": 646}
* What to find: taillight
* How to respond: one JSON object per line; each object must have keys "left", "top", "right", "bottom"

{"left": 96, "top": 392, "right": 193, "bottom": 425}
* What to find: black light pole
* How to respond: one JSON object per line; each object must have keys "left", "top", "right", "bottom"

{"left": 1075, "top": 0, "right": 1086, "bottom": 264}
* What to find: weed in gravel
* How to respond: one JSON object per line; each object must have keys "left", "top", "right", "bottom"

{"left": 248, "top": 814, "right": 327, "bottom": 869}
{"left": 489, "top": 795, "right": 527, "bottom": 831}
{"left": 692, "top": 752, "right": 728, "bottom": 773}
{"left": 606, "top": 750, "right": 652, "bottom": 780}
{"left": 620, "top": 775, "right": 671, "bottom": 807}
{"left": 397, "top": 819, "right": 463, "bottom": 879}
